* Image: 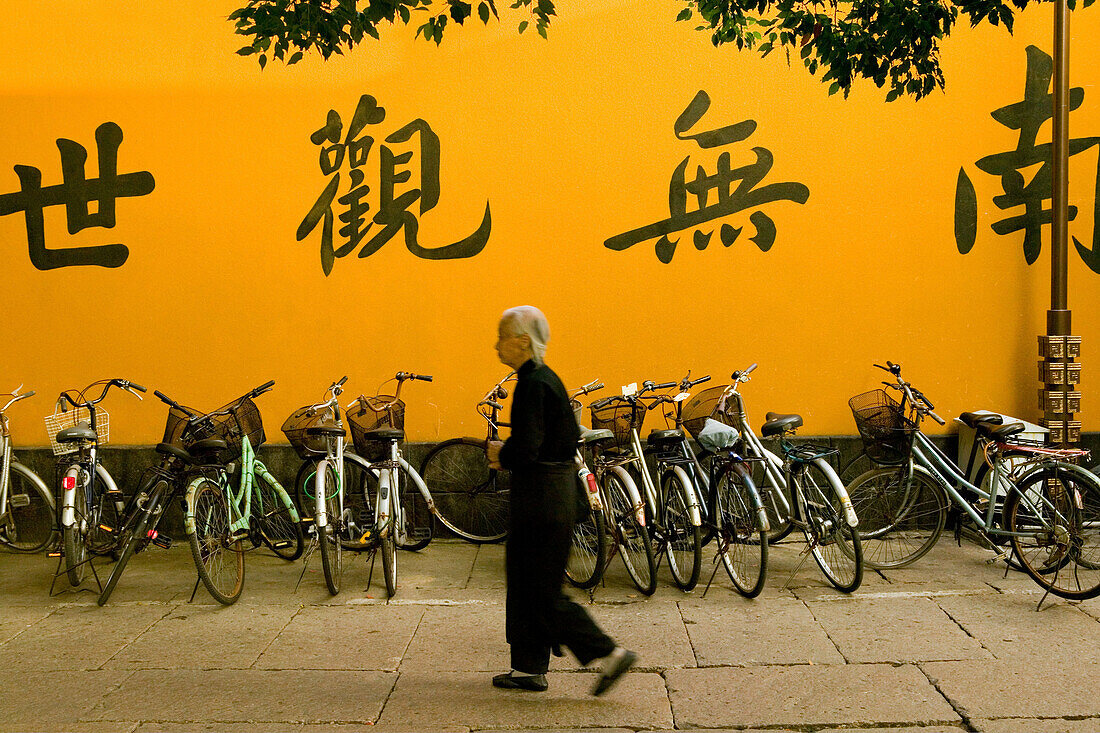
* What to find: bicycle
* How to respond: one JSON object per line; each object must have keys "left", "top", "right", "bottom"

{"left": 181, "top": 381, "right": 304, "bottom": 604}
{"left": 48, "top": 379, "right": 145, "bottom": 589}
{"left": 97, "top": 389, "right": 233, "bottom": 605}
{"left": 0, "top": 387, "right": 54, "bottom": 553}
{"left": 589, "top": 378, "right": 705, "bottom": 591}
{"left": 679, "top": 380, "right": 770, "bottom": 598}
{"left": 757, "top": 410, "right": 863, "bottom": 592}
{"left": 565, "top": 379, "right": 610, "bottom": 590}
{"left": 419, "top": 372, "right": 514, "bottom": 543}
{"left": 845, "top": 361, "right": 1100, "bottom": 600}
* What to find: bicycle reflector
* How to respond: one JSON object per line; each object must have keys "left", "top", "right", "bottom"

{"left": 62, "top": 476, "right": 76, "bottom": 490}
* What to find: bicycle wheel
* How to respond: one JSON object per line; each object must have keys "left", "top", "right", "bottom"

{"left": 254, "top": 474, "right": 304, "bottom": 561}
{"left": 298, "top": 456, "right": 374, "bottom": 550}
{"left": 846, "top": 466, "right": 946, "bottom": 569}
{"left": 714, "top": 462, "right": 767, "bottom": 597}
{"left": 363, "top": 460, "right": 433, "bottom": 551}
{"left": 316, "top": 462, "right": 343, "bottom": 596}
{"left": 750, "top": 446, "right": 795, "bottom": 543}
{"left": 797, "top": 458, "right": 863, "bottom": 592}
{"left": 420, "top": 438, "right": 509, "bottom": 542}
{"left": 188, "top": 477, "right": 245, "bottom": 605}
{"left": 96, "top": 481, "right": 163, "bottom": 606}
{"left": 61, "top": 465, "right": 88, "bottom": 586}
{"left": 381, "top": 492, "right": 397, "bottom": 597}
{"left": 0, "top": 463, "right": 55, "bottom": 552}
{"left": 566, "top": 479, "right": 607, "bottom": 589}
{"left": 661, "top": 466, "right": 702, "bottom": 591}
{"left": 973, "top": 460, "right": 1027, "bottom": 571}
{"left": 602, "top": 466, "right": 657, "bottom": 595}
{"left": 1005, "top": 465, "right": 1100, "bottom": 600}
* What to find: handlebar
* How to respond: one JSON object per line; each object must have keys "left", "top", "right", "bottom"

{"left": 253, "top": 380, "right": 275, "bottom": 397}
{"left": 0, "top": 389, "right": 34, "bottom": 413}
{"left": 876, "top": 361, "right": 943, "bottom": 424}
{"left": 731, "top": 363, "right": 758, "bottom": 381}
{"left": 396, "top": 371, "right": 434, "bottom": 382}
{"left": 56, "top": 378, "right": 146, "bottom": 411}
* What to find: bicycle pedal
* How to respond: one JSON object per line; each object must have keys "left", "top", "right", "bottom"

{"left": 271, "top": 540, "right": 291, "bottom": 549}
{"left": 10, "top": 493, "right": 31, "bottom": 509}
{"left": 147, "top": 530, "right": 172, "bottom": 549}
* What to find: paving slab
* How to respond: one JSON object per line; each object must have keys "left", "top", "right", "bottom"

{"left": 376, "top": 670, "right": 672, "bottom": 729}
{"left": 105, "top": 602, "right": 298, "bottom": 669}
{"left": 389, "top": 541, "right": 478, "bottom": 590}
{"left": 665, "top": 664, "right": 961, "bottom": 729}
{"left": 0, "top": 603, "right": 54, "bottom": 643}
{"left": 0, "top": 669, "right": 133, "bottom": 731}
{"left": 806, "top": 596, "right": 994, "bottom": 663}
{"left": 678, "top": 596, "right": 845, "bottom": 666}
{"left": 0, "top": 603, "right": 170, "bottom": 670}
{"left": 88, "top": 669, "right": 396, "bottom": 724}
{"left": 466, "top": 543, "right": 506, "bottom": 589}
{"left": 399, "top": 602, "right": 508, "bottom": 672}
{"left": 973, "top": 719, "right": 1100, "bottom": 733}
{"left": 934, "top": 593, "right": 1100, "bottom": 662}
{"left": 922, "top": 660, "right": 1100, "bottom": 720}
{"left": 257, "top": 604, "right": 424, "bottom": 671}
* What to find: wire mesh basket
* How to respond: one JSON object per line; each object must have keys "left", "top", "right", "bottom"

{"left": 161, "top": 405, "right": 203, "bottom": 449}
{"left": 681, "top": 385, "right": 738, "bottom": 437}
{"left": 848, "top": 389, "right": 916, "bottom": 465}
{"left": 590, "top": 400, "right": 645, "bottom": 451}
{"left": 281, "top": 405, "right": 336, "bottom": 459}
{"left": 193, "top": 396, "right": 266, "bottom": 453}
{"left": 44, "top": 407, "right": 109, "bottom": 456}
{"left": 347, "top": 396, "right": 404, "bottom": 460}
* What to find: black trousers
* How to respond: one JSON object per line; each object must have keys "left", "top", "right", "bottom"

{"left": 506, "top": 465, "right": 616, "bottom": 674}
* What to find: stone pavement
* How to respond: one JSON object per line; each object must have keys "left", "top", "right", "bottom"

{"left": 1, "top": 535, "right": 1099, "bottom": 733}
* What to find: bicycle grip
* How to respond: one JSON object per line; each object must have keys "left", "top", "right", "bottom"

{"left": 336, "top": 376, "right": 348, "bottom": 387}
{"left": 415, "top": 374, "right": 434, "bottom": 382}
{"left": 254, "top": 380, "right": 276, "bottom": 395}
{"left": 929, "top": 410, "right": 946, "bottom": 426}
{"left": 23, "top": 390, "right": 36, "bottom": 399}
{"left": 653, "top": 381, "right": 676, "bottom": 390}
{"left": 590, "top": 396, "right": 615, "bottom": 410}
{"left": 154, "top": 390, "right": 175, "bottom": 405}
{"left": 589, "top": 381, "right": 605, "bottom": 393}
{"left": 691, "top": 375, "right": 712, "bottom": 387}
{"left": 130, "top": 383, "right": 148, "bottom": 393}
{"left": 745, "top": 363, "right": 758, "bottom": 374}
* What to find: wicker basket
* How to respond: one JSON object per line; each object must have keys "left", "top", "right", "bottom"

{"left": 281, "top": 405, "right": 337, "bottom": 459}
{"left": 849, "top": 389, "right": 916, "bottom": 465}
{"left": 590, "top": 399, "right": 645, "bottom": 451}
{"left": 681, "top": 385, "right": 737, "bottom": 438}
{"left": 44, "top": 407, "right": 108, "bottom": 456}
{"left": 347, "top": 396, "right": 404, "bottom": 460}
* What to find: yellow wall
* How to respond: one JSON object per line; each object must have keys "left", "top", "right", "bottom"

{"left": 2, "top": 0, "right": 1099, "bottom": 445}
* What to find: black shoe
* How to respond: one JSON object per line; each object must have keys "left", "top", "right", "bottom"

{"left": 591, "top": 649, "right": 636, "bottom": 697}
{"left": 492, "top": 672, "right": 548, "bottom": 692}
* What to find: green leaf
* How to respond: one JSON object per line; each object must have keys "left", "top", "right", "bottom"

{"left": 518, "top": 19, "right": 528, "bottom": 32}
{"left": 289, "top": 50, "right": 304, "bottom": 64}
{"left": 676, "top": 7, "right": 692, "bottom": 21}
{"left": 479, "top": 1, "right": 491, "bottom": 23}
{"left": 885, "top": 87, "right": 899, "bottom": 102}
{"left": 828, "top": 81, "right": 840, "bottom": 95}
{"left": 259, "top": 53, "right": 268, "bottom": 69}
{"left": 237, "top": 45, "right": 256, "bottom": 56}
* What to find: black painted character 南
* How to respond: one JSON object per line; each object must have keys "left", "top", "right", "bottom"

{"left": 955, "top": 45, "right": 1100, "bottom": 273}
{"left": 605, "top": 90, "right": 809, "bottom": 264}
{"left": 297, "top": 94, "right": 492, "bottom": 275}
{"left": 0, "top": 122, "right": 155, "bottom": 270}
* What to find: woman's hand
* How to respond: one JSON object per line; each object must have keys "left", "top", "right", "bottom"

{"left": 487, "top": 440, "right": 503, "bottom": 470}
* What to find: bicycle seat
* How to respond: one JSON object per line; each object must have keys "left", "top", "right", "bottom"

{"left": 647, "top": 429, "right": 683, "bottom": 445}
{"left": 190, "top": 438, "right": 228, "bottom": 454}
{"left": 306, "top": 424, "right": 346, "bottom": 437}
{"left": 56, "top": 424, "right": 96, "bottom": 443}
{"left": 155, "top": 442, "right": 192, "bottom": 462}
{"left": 580, "top": 428, "right": 614, "bottom": 444}
{"left": 959, "top": 411, "right": 1003, "bottom": 429}
{"left": 977, "top": 421, "right": 1025, "bottom": 440}
{"left": 363, "top": 428, "right": 404, "bottom": 442}
{"left": 761, "top": 413, "right": 802, "bottom": 437}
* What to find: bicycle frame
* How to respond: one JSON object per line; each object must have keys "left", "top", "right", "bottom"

{"left": 226, "top": 435, "right": 299, "bottom": 534}
{"left": 724, "top": 382, "right": 793, "bottom": 520}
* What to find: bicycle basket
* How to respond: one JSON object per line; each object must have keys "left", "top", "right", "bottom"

{"left": 281, "top": 405, "right": 336, "bottom": 459}
{"left": 347, "top": 396, "right": 404, "bottom": 460}
{"left": 681, "top": 385, "right": 737, "bottom": 438}
{"left": 848, "top": 389, "right": 915, "bottom": 465}
{"left": 206, "top": 396, "right": 266, "bottom": 452}
{"left": 590, "top": 400, "right": 645, "bottom": 451}
{"left": 44, "top": 407, "right": 109, "bottom": 456}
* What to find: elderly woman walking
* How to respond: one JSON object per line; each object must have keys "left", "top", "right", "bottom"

{"left": 486, "top": 305, "right": 636, "bottom": 696}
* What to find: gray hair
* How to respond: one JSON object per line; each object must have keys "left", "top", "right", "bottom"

{"left": 500, "top": 305, "right": 550, "bottom": 364}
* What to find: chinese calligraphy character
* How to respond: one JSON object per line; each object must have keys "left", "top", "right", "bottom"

{"left": 605, "top": 90, "right": 809, "bottom": 264}
{"left": 955, "top": 45, "right": 1100, "bottom": 273}
{"left": 297, "top": 94, "right": 491, "bottom": 275}
{"left": 0, "top": 122, "right": 155, "bottom": 270}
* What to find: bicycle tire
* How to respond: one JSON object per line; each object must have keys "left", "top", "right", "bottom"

{"left": 838, "top": 449, "right": 874, "bottom": 486}
{"left": 381, "top": 509, "right": 397, "bottom": 597}
{"left": 420, "top": 438, "right": 508, "bottom": 542}
{"left": 798, "top": 458, "right": 863, "bottom": 592}
{"left": 750, "top": 446, "right": 795, "bottom": 543}
{"left": 566, "top": 478, "right": 607, "bottom": 589}
{"left": 254, "top": 473, "right": 304, "bottom": 561}
{"left": 316, "top": 462, "right": 343, "bottom": 595}
{"left": 846, "top": 465, "right": 946, "bottom": 569}
{"left": 187, "top": 477, "right": 245, "bottom": 605}
{"left": 714, "top": 461, "right": 767, "bottom": 597}
{"left": 661, "top": 466, "right": 702, "bottom": 591}
{"left": 0, "top": 463, "right": 55, "bottom": 552}
{"left": 602, "top": 466, "right": 656, "bottom": 595}
{"left": 297, "top": 455, "right": 374, "bottom": 550}
{"left": 1004, "top": 465, "right": 1100, "bottom": 600}
{"left": 363, "top": 460, "right": 433, "bottom": 551}
{"left": 98, "top": 478, "right": 171, "bottom": 606}
{"left": 61, "top": 464, "right": 88, "bottom": 586}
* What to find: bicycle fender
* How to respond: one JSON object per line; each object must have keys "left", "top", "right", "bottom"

{"left": 813, "top": 457, "right": 859, "bottom": 527}
{"left": 11, "top": 461, "right": 54, "bottom": 508}
{"left": 670, "top": 464, "right": 703, "bottom": 526}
